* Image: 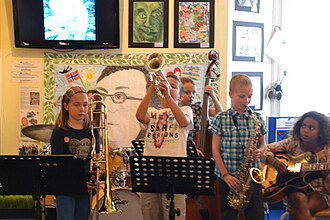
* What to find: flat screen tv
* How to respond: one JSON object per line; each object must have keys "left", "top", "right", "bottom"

{"left": 12, "top": 0, "right": 120, "bottom": 49}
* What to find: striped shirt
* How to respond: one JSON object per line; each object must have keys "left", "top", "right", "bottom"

{"left": 208, "top": 108, "right": 267, "bottom": 178}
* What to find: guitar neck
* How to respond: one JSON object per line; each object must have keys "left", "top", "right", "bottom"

{"left": 301, "top": 162, "right": 330, "bottom": 172}
{"left": 275, "top": 152, "right": 328, "bottom": 172}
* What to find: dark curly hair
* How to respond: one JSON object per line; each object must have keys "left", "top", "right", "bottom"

{"left": 292, "top": 111, "right": 330, "bottom": 147}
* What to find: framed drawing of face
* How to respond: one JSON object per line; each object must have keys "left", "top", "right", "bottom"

{"left": 129, "top": 0, "right": 169, "bottom": 48}
{"left": 174, "top": 0, "right": 214, "bottom": 48}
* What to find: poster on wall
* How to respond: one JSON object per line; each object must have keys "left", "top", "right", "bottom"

{"left": 129, "top": 0, "right": 169, "bottom": 48}
{"left": 174, "top": 0, "right": 214, "bottom": 48}
{"left": 20, "top": 86, "right": 41, "bottom": 130}
{"left": 233, "top": 21, "right": 264, "bottom": 62}
{"left": 44, "top": 53, "right": 211, "bottom": 150}
{"left": 265, "top": 28, "right": 288, "bottom": 66}
{"left": 19, "top": 86, "right": 41, "bottom": 155}
{"left": 11, "top": 61, "right": 42, "bottom": 82}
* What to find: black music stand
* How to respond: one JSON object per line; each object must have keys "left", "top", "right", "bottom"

{"left": 131, "top": 139, "right": 144, "bottom": 156}
{"left": 186, "top": 140, "right": 199, "bottom": 157}
{"left": 131, "top": 139, "right": 199, "bottom": 157}
{"left": 129, "top": 156, "right": 215, "bottom": 220}
{"left": 0, "top": 155, "right": 88, "bottom": 220}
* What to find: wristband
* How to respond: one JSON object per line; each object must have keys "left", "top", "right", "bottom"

{"left": 271, "top": 159, "right": 278, "bottom": 167}
{"left": 223, "top": 172, "right": 230, "bottom": 177}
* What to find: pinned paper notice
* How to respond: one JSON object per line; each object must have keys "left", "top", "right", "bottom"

{"left": 265, "top": 29, "right": 288, "bottom": 66}
{"left": 12, "top": 61, "right": 42, "bottom": 82}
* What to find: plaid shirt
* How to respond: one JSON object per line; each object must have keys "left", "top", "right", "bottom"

{"left": 209, "top": 107, "right": 267, "bottom": 178}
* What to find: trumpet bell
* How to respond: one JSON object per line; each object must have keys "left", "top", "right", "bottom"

{"left": 144, "top": 53, "right": 164, "bottom": 72}
{"left": 144, "top": 53, "right": 171, "bottom": 98}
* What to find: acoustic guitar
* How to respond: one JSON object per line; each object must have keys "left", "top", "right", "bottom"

{"left": 262, "top": 152, "right": 330, "bottom": 204}
{"left": 262, "top": 152, "right": 318, "bottom": 189}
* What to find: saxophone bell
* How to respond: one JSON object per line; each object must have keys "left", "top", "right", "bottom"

{"left": 250, "top": 167, "right": 265, "bottom": 184}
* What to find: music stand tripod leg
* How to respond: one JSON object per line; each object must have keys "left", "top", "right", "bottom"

{"left": 33, "top": 194, "right": 43, "bottom": 220}
{"left": 166, "top": 192, "right": 181, "bottom": 220}
{"left": 41, "top": 195, "right": 46, "bottom": 220}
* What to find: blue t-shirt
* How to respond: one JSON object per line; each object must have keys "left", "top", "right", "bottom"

{"left": 50, "top": 125, "right": 100, "bottom": 179}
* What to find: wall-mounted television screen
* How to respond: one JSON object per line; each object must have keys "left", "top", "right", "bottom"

{"left": 12, "top": 0, "right": 120, "bottom": 49}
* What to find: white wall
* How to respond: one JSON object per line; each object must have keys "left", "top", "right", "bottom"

{"left": 280, "top": 0, "right": 330, "bottom": 117}
{"left": 227, "top": 0, "right": 274, "bottom": 117}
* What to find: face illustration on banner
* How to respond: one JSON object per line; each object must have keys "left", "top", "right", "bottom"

{"left": 96, "top": 67, "right": 147, "bottom": 148}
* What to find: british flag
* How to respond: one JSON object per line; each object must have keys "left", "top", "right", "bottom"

{"left": 65, "top": 70, "right": 80, "bottom": 83}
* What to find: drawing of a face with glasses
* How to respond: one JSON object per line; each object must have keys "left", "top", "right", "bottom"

{"left": 101, "top": 91, "right": 142, "bottom": 104}
{"left": 96, "top": 66, "right": 147, "bottom": 149}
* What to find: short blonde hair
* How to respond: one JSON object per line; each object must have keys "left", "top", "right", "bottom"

{"left": 229, "top": 74, "right": 252, "bottom": 92}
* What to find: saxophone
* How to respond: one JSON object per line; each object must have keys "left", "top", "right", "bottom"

{"left": 227, "top": 107, "right": 265, "bottom": 211}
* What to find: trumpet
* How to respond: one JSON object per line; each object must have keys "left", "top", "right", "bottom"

{"left": 144, "top": 53, "right": 171, "bottom": 98}
{"left": 89, "top": 93, "right": 121, "bottom": 219}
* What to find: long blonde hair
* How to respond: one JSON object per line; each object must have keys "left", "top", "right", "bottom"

{"left": 56, "top": 86, "right": 90, "bottom": 130}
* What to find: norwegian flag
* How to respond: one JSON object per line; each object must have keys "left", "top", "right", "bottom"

{"left": 65, "top": 70, "right": 80, "bottom": 83}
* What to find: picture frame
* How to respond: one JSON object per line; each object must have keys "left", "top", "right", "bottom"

{"left": 129, "top": 0, "right": 169, "bottom": 48}
{"left": 233, "top": 21, "right": 264, "bottom": 62}
{"left": 232, "top": 72, "right": 263, "bottom": 110}
{"left": 174, "top": 0, "right": 214, "bottom": 48}
{"left": 235, "top": 0, "right": 260, "bottom": 13}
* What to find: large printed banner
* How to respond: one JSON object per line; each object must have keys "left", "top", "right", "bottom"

{"left": 43, "top": 52, "right": 211, "bottom": 148}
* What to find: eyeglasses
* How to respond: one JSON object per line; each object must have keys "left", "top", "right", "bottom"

{"left": 102, "top": 91, "right": 142, "bottom": 104}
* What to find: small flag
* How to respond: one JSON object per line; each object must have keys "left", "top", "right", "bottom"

{"left": 65, "top": 70, "right": 80, "bottom": 83}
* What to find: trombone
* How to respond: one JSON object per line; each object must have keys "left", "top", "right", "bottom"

{"left": 89, "top": 93, "right": 121, "bottom": 219}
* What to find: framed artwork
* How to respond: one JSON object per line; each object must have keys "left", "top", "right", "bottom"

{"left": 233, "top": 21, "right": 264, "bottom": 62}
{"left": 129, "top": 0, "right": 169, "bottom": 48}
{"left": 235, "top": 0, "right": 260, "bottom": 13}
{"left": 174, "top": 0, "right": 214, "bottom": 48}
{"left": 232, "top": 72, "right": 263, "bottom": 110}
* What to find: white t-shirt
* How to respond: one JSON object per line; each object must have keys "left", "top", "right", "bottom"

{"left": 143, "top": 106, "right": 193, "bottom": 157}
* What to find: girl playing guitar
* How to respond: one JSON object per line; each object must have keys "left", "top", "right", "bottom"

{"left": 264, "top": 111, "right": 330, "bottom": 219}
